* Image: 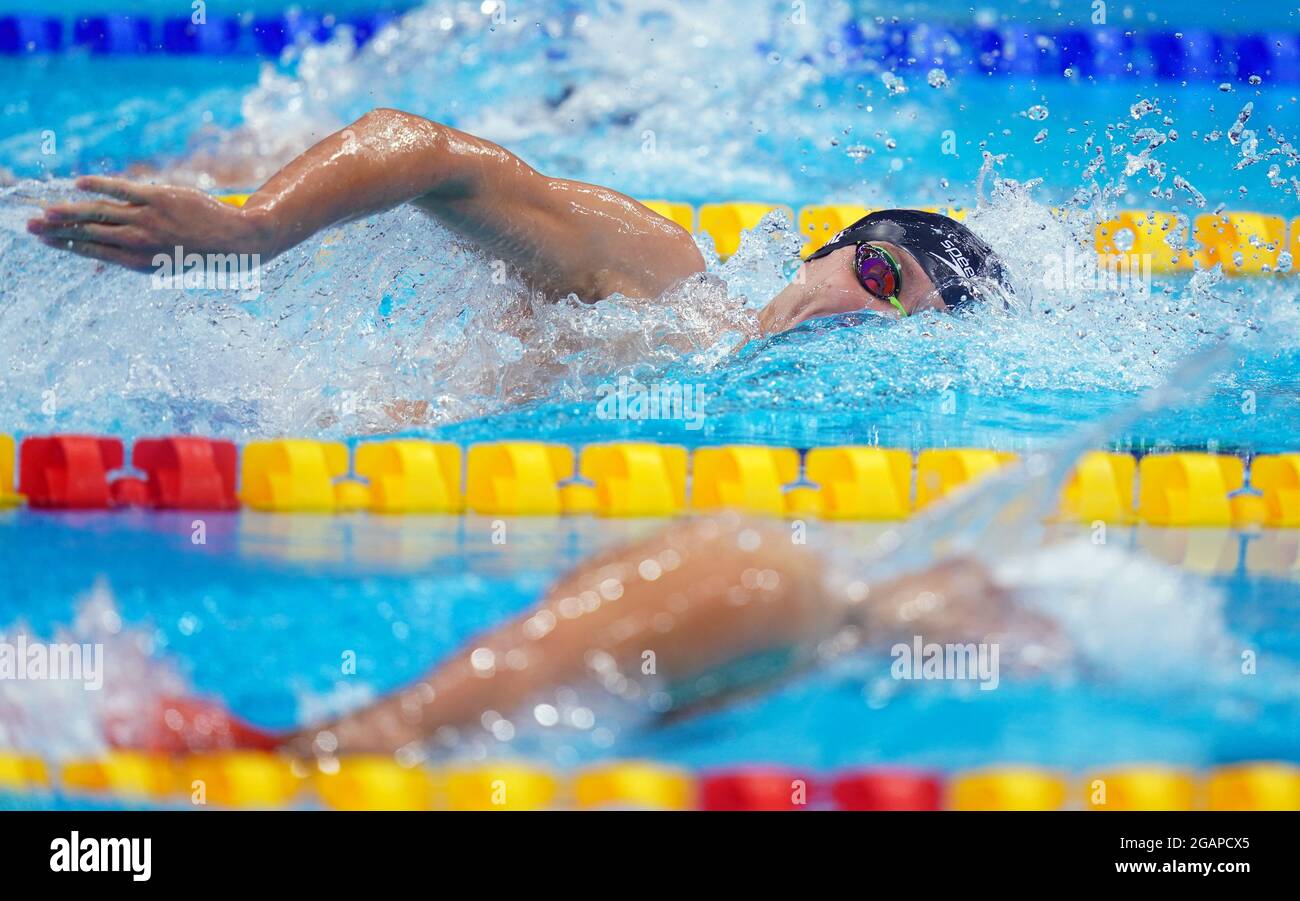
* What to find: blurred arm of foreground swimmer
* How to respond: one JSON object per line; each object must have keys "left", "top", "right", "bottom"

{"left": 28, "top": 107, "right": 706, "bottom": 301}
{"left": 126, "top": 514, "right": 1053, "bottom": 756}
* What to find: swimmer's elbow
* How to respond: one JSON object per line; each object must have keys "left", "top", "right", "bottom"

{"left": 348, "top": 107, "right": 457, "bottom": 189}
{"left": 352, "top": 108, "right": 515, "bottom": 202}
{"left": 354, "top": 107, "right": 442, "bottom": 136}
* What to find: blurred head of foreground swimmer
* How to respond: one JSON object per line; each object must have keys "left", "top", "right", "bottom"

{"left": 758, "top": 209, "right": 1010, "bottom": 334}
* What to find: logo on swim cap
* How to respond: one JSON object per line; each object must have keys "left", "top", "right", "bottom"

{"left": 936, "top": 237, "right": 977, "bottom": 280}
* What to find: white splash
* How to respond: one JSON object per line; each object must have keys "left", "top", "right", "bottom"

{"left": 0, "top": 579, "right": 188, "bottom": 759}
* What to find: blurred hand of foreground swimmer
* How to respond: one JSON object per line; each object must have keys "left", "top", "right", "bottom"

{"left": 27, "top": 176, "right": 264, "bottom": 272}
{"left": 863, "top": 556, "right": 1067, "bottom": 674}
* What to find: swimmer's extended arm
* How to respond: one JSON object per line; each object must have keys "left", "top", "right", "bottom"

{"left": 276, "top": 518, "right": 1018, "bottom": 757}
{"left": 127, "top": 515, "right": 1036, "bottom": 755}
{"left": 280, "top": 516, "right": 831, "bottom": 755}
{"left": 29, "top": 108, "right": 704, "bottom": 300}
{"left": 130, "top": 515, "right": 820, "bottom": 754}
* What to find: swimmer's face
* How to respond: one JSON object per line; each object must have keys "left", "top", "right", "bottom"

{"left": 757, "top": 242, "right": 944, "bottom": 335}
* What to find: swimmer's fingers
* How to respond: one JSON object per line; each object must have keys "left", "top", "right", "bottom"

{"left": 28, "top": 219, "right": 150, "bottom": 248}
{"left": 39, "top": 199, "right": 141, "bottom": 225}
{"left": 74, "top": 175, "right": 155, "bottom": 205}
{"left": 37, "top": 236, "right": 156, "bottom": 272}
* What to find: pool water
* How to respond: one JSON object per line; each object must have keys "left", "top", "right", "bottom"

{"left": 1, "top": 0, "right": 1299, "bottom": 805}
{"left": 4, "top": 2, "right": 1300, "bottom": 445}
{"left": 2, "top": 508, "right": 1297, "bottom": 773}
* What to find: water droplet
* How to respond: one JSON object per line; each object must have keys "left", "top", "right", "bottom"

{"left": 1129, "top": 98, "right": 1158, "bottom": 119}
{"left": 1227, "top": 102, "right": 1253, "bottom": 145}
{"left": 881, "top": 72, "right": 908, "bottom": 96}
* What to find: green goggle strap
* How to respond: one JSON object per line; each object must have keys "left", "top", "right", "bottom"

{"left": 875, "top": 246, "right": 907, "bottom": 317}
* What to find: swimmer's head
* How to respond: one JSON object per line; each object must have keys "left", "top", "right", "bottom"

{"left": 758, "top": 209, "right": 1009, "bottom": 334}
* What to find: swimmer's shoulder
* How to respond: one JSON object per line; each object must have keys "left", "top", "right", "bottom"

{"left": 544, "top": 180, "right": 706, "bottom": 299}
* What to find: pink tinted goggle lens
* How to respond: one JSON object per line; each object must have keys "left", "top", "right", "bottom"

{"left": 854, "top": 244, "right": 901, "bottom": 300}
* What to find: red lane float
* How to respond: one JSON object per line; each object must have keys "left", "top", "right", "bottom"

{"left": 699, "top": 767, "right": 813, "bottom": 810}
{"left": 17, "top": 435, "right": 239, "bottom": 510}
{"left": 109, "top": 477, "right": 151, "bottom": 507}
{"left": 831, "top": 768, "right": 944, "bottom": 810}
{"left": 18, "top": 435, "right": 123, "bottom": 509}
{"left": 132, "top": 437, "right": 239, "bottom": 510}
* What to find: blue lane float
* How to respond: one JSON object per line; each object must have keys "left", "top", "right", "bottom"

{"left": 0, "top": 15, "right": 1263, "bottom": 84}
{"left": 0, "top": 14, "right": 64, "bottom": 54}
{"left": 833, "top": 23, "right": 1294, "bottom": 81}
{"left": 2, "top": 9, "right": 1299, "bottom": 84}
{"left": 0, "top": 10, "right": 409, "bottom": 56}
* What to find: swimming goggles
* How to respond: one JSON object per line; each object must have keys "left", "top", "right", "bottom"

{"left": 853, "top": 243, "right": 907, "bottom": 317}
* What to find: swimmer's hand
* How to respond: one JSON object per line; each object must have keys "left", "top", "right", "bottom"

{"left": 863, "top": 557, "right": 1068, "bottom": 674}
{"left": 27, "top": 176, "right": 269, "bottom": 272}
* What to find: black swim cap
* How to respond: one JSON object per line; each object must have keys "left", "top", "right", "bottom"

{"left": 805, "top": 209, "right": 1007, "bottom": 310}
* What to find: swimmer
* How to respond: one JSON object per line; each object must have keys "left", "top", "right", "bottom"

{"left": 120, "top": 512, "right": 1056, "bottom": 757}
{"left": 27, "top": 108, "right": 1007, "bottom": 336}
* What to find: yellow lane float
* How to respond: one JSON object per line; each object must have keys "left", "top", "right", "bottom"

{"left": 465, "top": 442, "right": 573, "bottom": 515}
{"left": 240, "top": 439, "right": 349, "bottom": 512}
{"left": 690, "top": 445, "right": 799, "bottom": 516}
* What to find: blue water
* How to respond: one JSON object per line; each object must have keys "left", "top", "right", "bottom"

{"left": 1, "top": 1, "right": 1299, "bottom": 805}
{"left": 2, "top": 509, "right": 1297, "bottom": 775}
{"left": 2, "top": 2, "right": 1299, "bottom": 447}
{"left": 7, "top": 2, "right": 1300, "bottom": 210}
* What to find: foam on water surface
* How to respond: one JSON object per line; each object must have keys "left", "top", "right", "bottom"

{"left": 1, "top": 3, "right": 1299, "bottom": 448}
{"left": 2, "top": 176, "right": 1297, "bottom": 448}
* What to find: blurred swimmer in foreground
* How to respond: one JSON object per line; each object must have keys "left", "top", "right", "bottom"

{"left": 29, "top": 108, "right": 1008, "bottom": 337}
{"left": 117, "top": 510, "right": 1057, "bottom": 756}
